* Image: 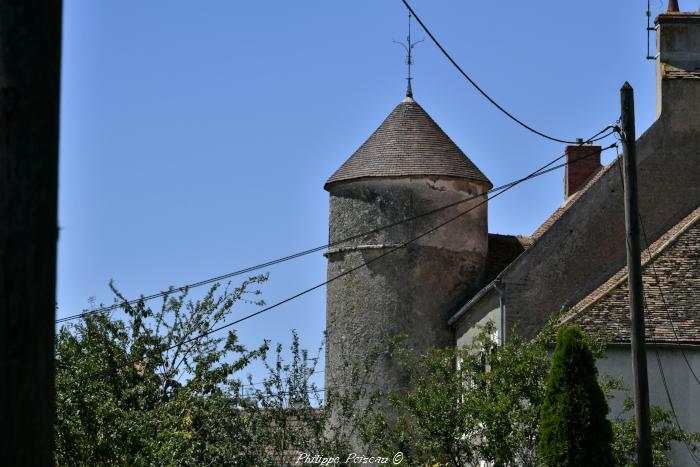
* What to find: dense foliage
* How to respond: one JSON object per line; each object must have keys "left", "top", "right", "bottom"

{"left": 55, "top": 278, "right": 356, "bottom": 466}
{"left": 611, "top": 392, "right": 700, "bottom": 466}
{"left": 537, "top": 325, "right": 613, "bottom": 466}
{"left": 56, "top": 283, "right": 699, "bottom": 465}
{"left": 361, "top": 322, "right": 550, "bottom": 466}
{"left": 361, "top": 321, "right": 699, "bottom": 467}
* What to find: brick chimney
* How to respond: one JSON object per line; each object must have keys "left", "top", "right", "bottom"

{"left": 655, "top": 9, "right": 700, "bottom": 120}
{"left": 564, "top": 141, "right": 601, "bottom": 199}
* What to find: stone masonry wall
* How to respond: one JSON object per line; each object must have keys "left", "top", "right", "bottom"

{"left": 324, "top": 176, "right": 489, "bottom": 415}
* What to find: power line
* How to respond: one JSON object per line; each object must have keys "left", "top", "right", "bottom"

{"left": 89, "top": 142, "right": 616, "bottom": 379}
{"left": 57, "top": 132, "right": 614, "bottom": 325}
{"left": 157, "top": 186, "right": 507, "bottom": 355}
{"left": 400, "top": 0, "right": 607, "bottom": 145}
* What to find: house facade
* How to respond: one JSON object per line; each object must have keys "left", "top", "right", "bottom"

{"left": 450, "top": 9, "right": 700, "bottom": 465}
{"left": 324, "top": 6, "right": 700, "bottom": 464}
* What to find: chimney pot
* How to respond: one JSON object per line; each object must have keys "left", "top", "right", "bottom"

{"left": 564, "top": 144, "right": 602, "bottom": 199}
{"left": 667, "top": 0, "right": 679, "bottom": 12}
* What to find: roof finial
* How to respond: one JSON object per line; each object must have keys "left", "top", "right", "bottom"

{"left": 394, "top": 12, "right": 424, "bottom": 98}
{"left": 667, "top": 0, "right": 679, "bottom": 12}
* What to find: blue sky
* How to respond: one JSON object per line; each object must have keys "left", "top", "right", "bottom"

{"left": 57, "top": 0, "right": 665, "bottom": 382}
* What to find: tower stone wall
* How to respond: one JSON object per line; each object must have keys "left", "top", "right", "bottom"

{"left": 322, "top": 96, "right": 491, "bottom": 445}
{"left": 324, "top": 175, "right": 489, "bottom": 409}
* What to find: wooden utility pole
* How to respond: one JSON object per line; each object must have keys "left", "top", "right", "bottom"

{"left": 620, "top": 82, "right": 653, "bottom": 467}
{"left": 0, "top": 1, "right": 62, "bottom": 464}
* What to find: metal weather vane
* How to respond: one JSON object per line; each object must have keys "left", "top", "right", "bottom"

{"left": 394, "top": 12, "right": 424, "bottom": 98}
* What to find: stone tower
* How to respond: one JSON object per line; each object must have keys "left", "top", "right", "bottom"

{"left": 324, "top": 94, "right": 492, "bottom": 410}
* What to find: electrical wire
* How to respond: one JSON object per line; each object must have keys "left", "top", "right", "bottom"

{"left": 156, "top": 185, "right": 509, "bottom": 356}
{"left": 57, "top": 131, "right": 615, "bottom": 325}
{"left": 401, "top": 0, "right": 604, "bottom": 145}
{"left": 87, "top": 142, "right": 616, "bottom": 379}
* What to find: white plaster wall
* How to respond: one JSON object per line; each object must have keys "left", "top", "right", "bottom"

{"left": 597, "top": 347, "right": 700, "bottom": 466}
{"left": 454, "top": 289, "right": 500, "bottom": 349}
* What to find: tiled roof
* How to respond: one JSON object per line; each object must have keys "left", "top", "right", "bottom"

{"left": 561, "top": 206, "right": 700, "bottom": 344}
{"left": 325, "top": 97, "right": 491, "bottom": 189}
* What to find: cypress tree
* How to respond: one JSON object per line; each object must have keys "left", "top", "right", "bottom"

{"left": 537, "top": 325, "right": 613, "bottom": 466}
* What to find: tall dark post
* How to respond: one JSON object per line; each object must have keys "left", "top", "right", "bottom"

{"left": 0, "top": 1, "right": 62, "bottom": 464}
{"left": 620, "top": 82, "right": 652, "bottom": 467}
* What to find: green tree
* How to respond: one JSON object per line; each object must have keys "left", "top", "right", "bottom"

{"left": 55, "top": 277, "right": 271, "bottom": 465}
{"left": 55, "top": 277, "right": 362, "bottom": 465}
{"left": 361, "top": 321, "right": 698, "bottom": 466}
{"left": 537, "top": 325, "right": 613, "bottom": 466}
{"left": 362, "top": 322, "right": 551, "bottom": 466}
{"left": 611, "top": 395, "right": 700, "bottom": 467}
{"left": 238, "top": 330, "right": 363, "bottom": 466}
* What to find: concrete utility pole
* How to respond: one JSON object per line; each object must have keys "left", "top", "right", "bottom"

{"left": 0, "top": 1, "right": 62, "bottom": 464}
{"left": 620, "top": 82, "right": 653, "bottom": 467}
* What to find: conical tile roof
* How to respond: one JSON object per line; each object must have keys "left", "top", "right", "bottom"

{"left": 325, "top": 97, "right": 491, "bottom": 190}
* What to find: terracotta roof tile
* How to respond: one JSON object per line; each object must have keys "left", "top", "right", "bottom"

{"left": 325, "top": 97, "right": 491, "bottom": 189}
{"left": 561, "top": 206, "right": 700, "bottom": 344}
